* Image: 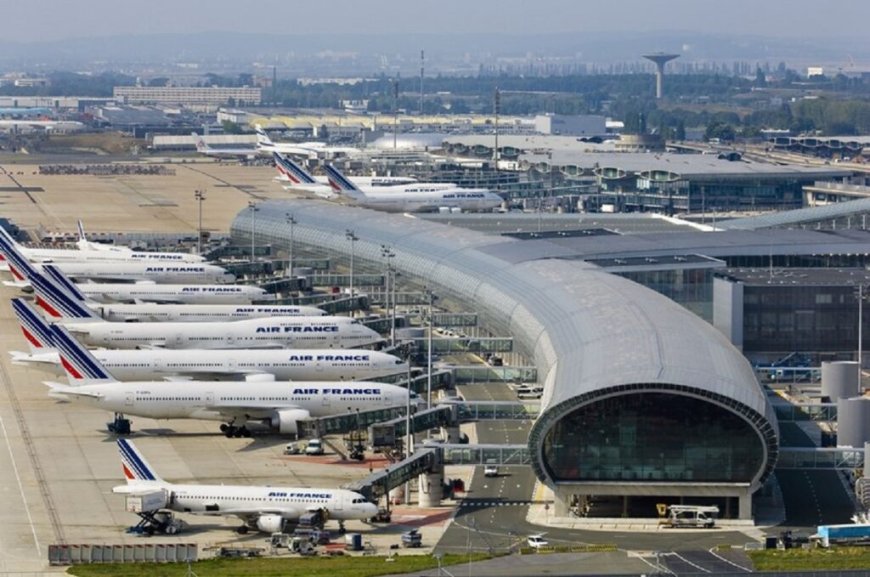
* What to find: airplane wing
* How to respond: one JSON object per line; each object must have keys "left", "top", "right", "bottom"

{"left": 199, "top": 505, "right": 306, "bottom": 521}
{"left": 211, "top": 403, "right": 305, "bottom": 421}
{"left": 44, "top": 382, "right": 103, "bottom": 401}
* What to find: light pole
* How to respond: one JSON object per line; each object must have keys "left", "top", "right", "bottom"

{"left": 247, "top": 201, "right": 258, "bottom": 263}
{"left": 860, "top": 283, "right": 865, "bottom": 387}
{"left": 285, "top": 212, "right": 296, "bottom": 278}
{"left": 346, "top": 229, "right": 358, "bottom": 298}
{"left": 494, "top": 87, "right": 500, "bottom": 192}
{"left": 381, "top": 245, "right": 396, "bottom": 346}
{"left": 392, "top": 79, "right": 399, "bottom": 150}
{"left": 425, "top": 287, "right": 435, "bottom": 410}
{"left": 194, "top": 190, "right": 206, "bottom": 255}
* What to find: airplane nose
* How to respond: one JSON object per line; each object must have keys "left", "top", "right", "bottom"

{"left": 364, "top": 503, "right": 378, "bottom": 517}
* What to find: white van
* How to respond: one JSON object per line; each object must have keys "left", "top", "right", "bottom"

{"left": 517, "top": 385, "right": 543, "bottom": 399}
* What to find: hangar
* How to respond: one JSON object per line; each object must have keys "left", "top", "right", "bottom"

{"left": 230, "top": 200, "right": 778, "bottom": 520}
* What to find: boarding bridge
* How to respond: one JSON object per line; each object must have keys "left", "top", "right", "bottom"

{"left": 775, "top": 447, "right": 864, "bottom": 470}
{"left": 344, "top": 447, "right": 441, "bottom": 502}
{"left": 369, "top": 405, "right": 457, "bottom": 449}
{"left": 446, "top": 400, "right": 540, "bottom": 421}
{"left": 437, "top": 443, "right": 532, "bottom": 467}
{"left": 297, "top": 406, "right": 407, "bottom": 440}
{"left": 450, "top": 365, "right": 537, "bottom": 384}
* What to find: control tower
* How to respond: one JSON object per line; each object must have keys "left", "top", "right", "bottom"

{"left": 643, "top": 53, "right": 679, "bottom": 99}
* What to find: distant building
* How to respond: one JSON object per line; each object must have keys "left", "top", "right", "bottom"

{"left": 113, "top": 86, "right": 261, "bottom": 107}
{"left": 534, "top": 114, "right": 606, "bottom": 136}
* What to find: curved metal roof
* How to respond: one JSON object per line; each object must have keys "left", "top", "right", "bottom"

{"left": 231, "top": 199, "right": 778, "bottom": 488}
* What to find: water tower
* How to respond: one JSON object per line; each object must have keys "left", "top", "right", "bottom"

{"left": 643, "top": 53, "right": 679, "bottom": 99}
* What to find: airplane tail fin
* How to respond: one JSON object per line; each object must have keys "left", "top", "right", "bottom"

{"left": 0, "top": 226, "right": 39, "bottom": 283}
{"left": 255, "top": 124, "right": 274, "bottom": 149}
{"left": 30, "top": 269, "right": 97, "bottom": 320}
{"left": 11, "top": 297, "right": 56, "bottom": 354}
{"left": 42, "top": 264, "right": 89, "bottom": 301}
{"left": 49, "top": 324, "right": 117, "bottom": 385}
{"left": 117, "top": 439, "right": 164, "bottom": 484}
{"left": 273, "top": 152, "right": 319, "bottom": 185}
{"left": 192, "top": 132, "right": 210, "bottom": 153}
{"left": 323, "top": 164, "right": 366, "bottom": 201}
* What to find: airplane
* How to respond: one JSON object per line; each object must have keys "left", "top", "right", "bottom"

{"left": 0, "top": 225, "right": 205, "bottom": 272}
{"left": 323, "top": 164, "right": 504, "bottom": 213}
{"left": 25, "top": 278, "right": 382, "bottom": 350}
{"left": 192, "top": 133, "right": 259, "bottom": 160}
{"left": 112, "top": 438, "right": 378, "bottom": 534}
{"left": 0, "top": 231, "right": 233, "bottom": 286}
{"left": 10, "top": 298, "right": 407, "bottom": 382}
{"left": 255, "top": 125, "right": 359, "bottom": 159}
{"left": 42, "top": 264, "right": 266, "bottom": 305}
{"left": 46, "top": 324, "right": 408, "bottom": 438}
{"left": 29, "top": 268, "right": 323, "bottom": 322}
{"left": 0, "top": 119, "right": 84, "bottom": 133}
{"left": 272, "top": 152, "right": 416, "bottom": 195}
{"left": 73, "top": 220, "right": 206, "bottom": 262}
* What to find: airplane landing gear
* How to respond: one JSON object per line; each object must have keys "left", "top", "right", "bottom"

{"left": 237, "top": 525, "right": 249, "bottom": 535}
{"left": 220, "top": 423, "right": 251, "bottom": 438}
{"left": 338, "top": 521, "right": 346, "bottom": 534}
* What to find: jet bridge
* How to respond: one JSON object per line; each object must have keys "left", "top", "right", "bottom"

{"left": 344, "top": 447, "right": 442, "bottom": 502}
{"left": 297, "top": 406, "right": 406, "bottom": 440}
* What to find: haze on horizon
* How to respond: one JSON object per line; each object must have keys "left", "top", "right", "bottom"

{"left": 4, "top": 0, "right": 868, "bottom": 44}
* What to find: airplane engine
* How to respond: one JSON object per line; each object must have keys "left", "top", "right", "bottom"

{"left": 256, "top": 514, "right": 284, "bottom": 534}
{"left": 270, "top": 408, "right": 311, "bottom": 435}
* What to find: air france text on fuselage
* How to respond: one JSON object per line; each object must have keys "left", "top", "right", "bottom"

{"left": 268, "top": 491, "right": 331, "bottom": 499}
{"left": 145, "top": 267, "right": 206, "bottom": 273}
{"left": 256, "top": 326, "right": 339, "bottom": 333}
{"left": 293, "top": 387, "right": 382, "bottom": 395}
{"left": 286, "top": 354, "right": 370, "bottom": 361}
{"left": 129, "top": 254, "right": 186, "bottom": 260}
{"left": 181, "top": 287, "right": 242, "bottom": 293}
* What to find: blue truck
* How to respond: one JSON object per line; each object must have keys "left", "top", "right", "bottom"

{"left": 814, "top": 523, "right": 870, "bottom": 547}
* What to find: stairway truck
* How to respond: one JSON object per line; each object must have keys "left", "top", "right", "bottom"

{"left": 126, "top": 489, "right": 169, "bottom": 513}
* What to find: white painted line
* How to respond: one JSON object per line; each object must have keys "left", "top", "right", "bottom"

{"left": 707, "top": 547, "right": 752, "bottom": 572}
{"left": 0, "top": 416, "right": 40, "bottom": 557}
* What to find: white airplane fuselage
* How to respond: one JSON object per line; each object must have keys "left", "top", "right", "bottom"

{"left": 84, "top": 303, "right": 325, "bottom": 323}
{"left": 56, "top": 380, "right": 408, "bottom": 421}
{"left": 32, "top": 348, "right": 407, "bottom": 381}
{"left": 46, "top": 261, "right": 234, "bottom": 284}
{"left": 74, "top": 283, "right": 267, "bottom": 305}
{"left": 69, "top": 316, "right": 382, "bottom": 350}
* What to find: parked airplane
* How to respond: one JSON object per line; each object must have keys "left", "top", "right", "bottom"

{"left": 11, "top": 298, "right": 407, "bottom": 381}
{"left": 0, "top": 233, "right": 233, "bottom": 286}
{"left": 112, "top": 438, "right": 378, "bottom": 533}
{"left": 29, "top": 280, "right": 381, "bottom": 349}
{"left": 255, "top": 125, "right": 359, "bottom": 158}
{"left": 46, "top": 325, "right": 406, "bottom": 437}
{"left": 272, "top": 152, "right": 416, "bottom": 195}
{"left": 42, "top": 264, "right": 266, "bottom": 305}
{"left": 29, "top": 269, "right": 322, "bottom": 322}
{"left": 0, "top": 225, "right": 205, "bottom": 272}
{"left": 323, "top": 164, "right": 503, "bottom": 213}
{"left": 73, "top": 221, "right": 206, "bottom": 261}
{"left": 192, "top": 133, "right": 258, "bottom": 160}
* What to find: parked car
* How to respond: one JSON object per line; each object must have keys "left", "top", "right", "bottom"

{"left": 527, "top": 534, "right": 549, "bottom": 549}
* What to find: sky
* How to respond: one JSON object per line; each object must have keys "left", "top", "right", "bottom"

{"left": 2, "top": 0, "right": 868, "bottom": 43}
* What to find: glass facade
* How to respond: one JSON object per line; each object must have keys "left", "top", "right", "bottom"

{"left": 742, "top": 284, "right": 861, "bottom": 354}
{"left": 542, "top": 392, "right": 764, "bottom": 483}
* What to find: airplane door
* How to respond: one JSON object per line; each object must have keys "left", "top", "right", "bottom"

{"left": 205, "top": 392, "right": 215, "bottom": 406}
{"left": 125, "top": 393, "right": 134, "bottom": 407}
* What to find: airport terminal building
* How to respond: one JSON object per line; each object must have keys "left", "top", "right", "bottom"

{"left": 230, "top": 200, "right": 778, "bottom": 520}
